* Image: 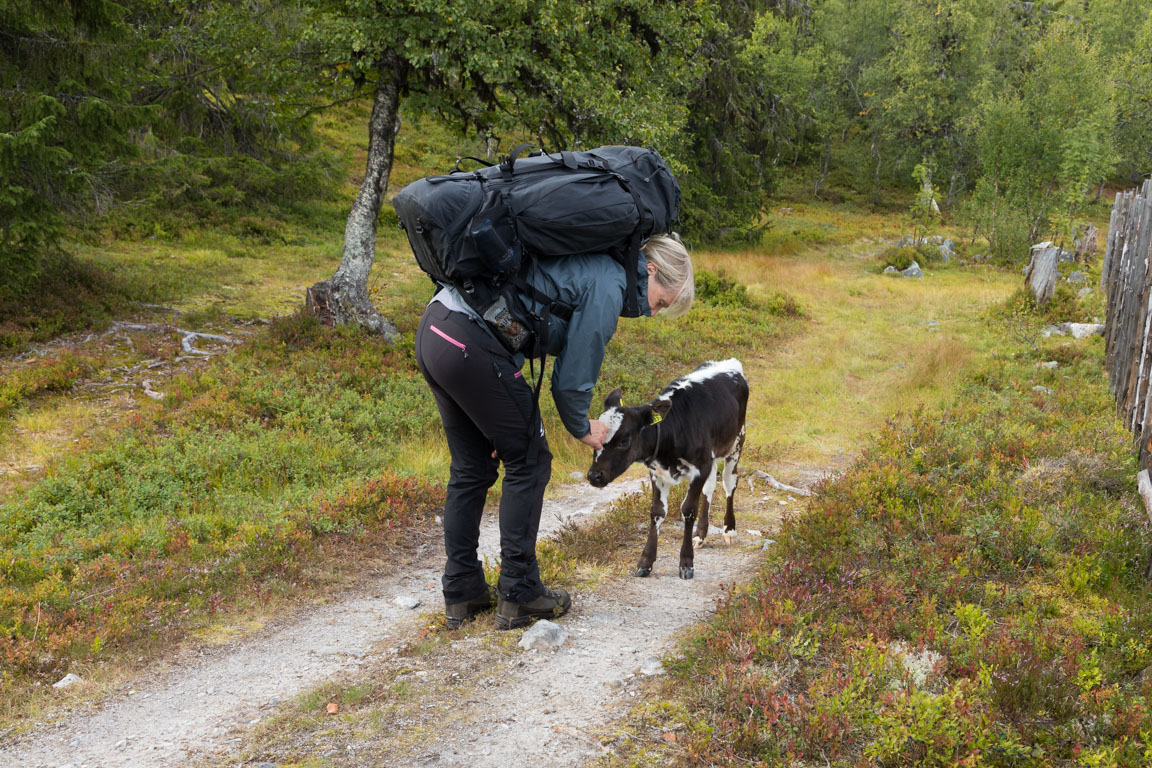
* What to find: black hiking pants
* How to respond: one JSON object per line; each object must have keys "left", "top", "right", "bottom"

{"left": 414, "top": 302, "right": 552, "bottom": 605}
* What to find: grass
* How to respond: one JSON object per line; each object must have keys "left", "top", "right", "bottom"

{"left": 606, "top": 308, "right": 1152, "bottom": 766}
{"left": 702, "top": 238, "right": 1020, "bottom": 466}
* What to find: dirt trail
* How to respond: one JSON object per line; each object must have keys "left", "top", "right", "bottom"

{"left": 5, "top": 473, "right": 816, "bottom": 768}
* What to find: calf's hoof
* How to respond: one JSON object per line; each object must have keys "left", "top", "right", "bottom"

{"left": 635, "top": 566, "right": 652, "bottom": 578}
{"left": 679, "top": 566, "right": 694, "bottom": 580}
{"left": 692, "top": 535, "right": 705, "bottom": 549}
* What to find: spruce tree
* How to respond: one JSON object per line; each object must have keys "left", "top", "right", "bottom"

{"left": 1, "top": 0, "right": 145, "bottom": 293}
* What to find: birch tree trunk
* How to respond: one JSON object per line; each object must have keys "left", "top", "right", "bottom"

{"left": 306, "top": 58, "right": 402, "bottom": 341}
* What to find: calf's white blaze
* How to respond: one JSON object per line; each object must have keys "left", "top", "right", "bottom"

{"left": 593, "top": 407, "right": 625, "bottom": 460}
{"left": 665, "top": 358, "right": 744, "bottom": 396}
{"left": 598, "top": 407, "right": 624, "bottom": 440}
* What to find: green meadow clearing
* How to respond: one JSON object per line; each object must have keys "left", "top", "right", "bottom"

{"left": 5, "top": 112, "right": 1152, "bottom": 765}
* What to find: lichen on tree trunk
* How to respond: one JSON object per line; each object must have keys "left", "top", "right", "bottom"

{"left": 307, "top": 57, "right": 403, "bottom": 342}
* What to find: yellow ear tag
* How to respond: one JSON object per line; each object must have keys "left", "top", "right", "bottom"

{"left": 649, "top": 411, "right": 663, "bottom": 425}
{"left": 619, "top": 396, "right": 625, "bottom": 407}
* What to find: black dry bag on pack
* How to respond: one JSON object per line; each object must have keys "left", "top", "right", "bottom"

{"left": 392, "top": 145, "right": 681, "bottom": 346}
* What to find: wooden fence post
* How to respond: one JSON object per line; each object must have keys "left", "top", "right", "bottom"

{"left": 1102, "top": 181, "right": 1152, "bottom": 469}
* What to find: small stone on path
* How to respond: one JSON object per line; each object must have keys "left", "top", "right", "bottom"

{"left": 639, "top": 657, "right": 665, "bottom": 676}
{"left": 518, "top": 620, "right": 569, "bottom": 650}
{"left": 393, "top": 595, "right": 421, "bottom": 610}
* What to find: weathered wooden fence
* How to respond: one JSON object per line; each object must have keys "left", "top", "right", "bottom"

{"left": 1101, "top": 179, "right": 1152, "bottom": 466}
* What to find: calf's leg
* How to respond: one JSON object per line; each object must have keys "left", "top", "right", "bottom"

{"left": 636, "top": 472, "right": 671, "bottom": 577}
{"left": 721, "top": 426, "right": 746, "bottom": 537}
{"left": 692, "top": 458, "right": 722, "bottom": 549}
{"left": 678, "top": 468, "right": 710, "bottom": 579}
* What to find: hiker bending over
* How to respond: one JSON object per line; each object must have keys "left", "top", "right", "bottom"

{"left": 415, "top": 234, "right": 695, "bottom": 629}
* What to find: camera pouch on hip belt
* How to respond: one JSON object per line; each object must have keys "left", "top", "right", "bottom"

{"left": 481, "top": 293, "right": 533, "bottom": 353}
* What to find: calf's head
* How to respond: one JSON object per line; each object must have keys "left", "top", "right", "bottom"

{"left": 586, "top": 387, "right": 672, "bottom": 488}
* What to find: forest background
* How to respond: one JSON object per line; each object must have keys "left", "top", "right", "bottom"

{"left": 4, "top": 0, "right": 1152, "bottom": 341}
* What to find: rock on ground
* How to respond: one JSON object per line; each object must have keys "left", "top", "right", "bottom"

{"left": 1061, "top": 322, "right": 1105, "bottom": 339}
{"left": 519, "top": 620, "right": 570, "bottom": 651}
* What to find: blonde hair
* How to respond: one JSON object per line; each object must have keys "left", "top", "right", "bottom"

{"left": 642, "top": 232, "right": 694, "bottom": 318}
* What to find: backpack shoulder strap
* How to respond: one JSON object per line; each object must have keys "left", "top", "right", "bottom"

{"left": 509, "top": 272, "right": 574, "bottom": 323}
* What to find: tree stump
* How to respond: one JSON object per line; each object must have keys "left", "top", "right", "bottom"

{"left": 306, "top": 278, "right": 399, "bottom": 342}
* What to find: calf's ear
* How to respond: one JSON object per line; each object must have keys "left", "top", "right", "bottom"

{"left": 604, "top": 387, "right": 623, "bottom": 409}
{"left": 649, "top": 398, "right": 672, "bottom": 422}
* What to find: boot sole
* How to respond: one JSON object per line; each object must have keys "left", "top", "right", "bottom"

{"left": 444, "top": 588, "right": 498, "bottom": 629}
{"left": 495, "top": 614, "right": 532, "bottom": 630}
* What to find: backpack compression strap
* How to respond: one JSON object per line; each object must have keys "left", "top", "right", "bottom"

{"left": 498, "top": 144, "right": 649, "bottom": 317}
{"left": 615, "top": 176, "right": 647, "bottom": 318}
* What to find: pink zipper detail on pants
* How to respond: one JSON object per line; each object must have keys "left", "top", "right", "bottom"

{"left": 429, "top": 324, "right": 467, "bottom": 353}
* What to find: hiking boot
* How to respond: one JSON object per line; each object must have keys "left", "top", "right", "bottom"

{"left": 495, "top": 587, "right": 571, "bottom": 630}
{"left": 444, "top": 585, "right": 498, "bottom": 629}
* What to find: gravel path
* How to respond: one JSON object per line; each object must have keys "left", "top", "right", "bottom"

{"left": 402, "top": 538, "right": 764, "bottom": 767}
{"left": 4, "top": 479, "right": 652, "bottom": 768}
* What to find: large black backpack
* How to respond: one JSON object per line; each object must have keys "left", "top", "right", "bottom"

{"left": 393, "top": 145, "right": 681, "bottom": 338}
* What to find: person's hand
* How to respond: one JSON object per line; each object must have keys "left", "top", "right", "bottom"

{"left": 580, "top": 418, "right": 607, "bottom": 450}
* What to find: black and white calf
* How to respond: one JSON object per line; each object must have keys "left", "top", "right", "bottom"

{"left": 586, "top": 359, "right": 748, "bottom": 579}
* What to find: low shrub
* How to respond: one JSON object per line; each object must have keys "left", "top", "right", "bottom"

{"left": 695, "top": 269, "right": 755, "bottom": 308}
{"left": 0, "top": 310, "right": 445, "bottom": 683}
{"left": 651, "top": 318, "right": 1152, "bottom": 765}
{"left": 880, "top": 245, "right": 922, "bottom": 270}
{"left": 999, "top": 285, "right": 1098, "bottom": 331}
{"left": 0, "top": 352, "right": 97, "bottom": 414}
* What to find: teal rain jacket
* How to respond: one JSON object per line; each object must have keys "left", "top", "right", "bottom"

{"left": 438, "top": 252, "right": 651, "bottom": 441}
